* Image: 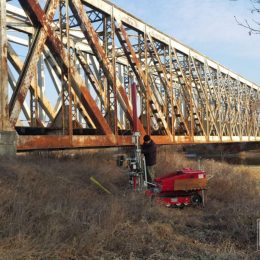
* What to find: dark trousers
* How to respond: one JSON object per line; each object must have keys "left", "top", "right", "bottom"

{"left": 146, "top": 165, "right": 155, "bottom": 183}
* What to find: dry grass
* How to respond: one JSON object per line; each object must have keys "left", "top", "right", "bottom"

{"left": 0, "top": 148, "right": 259, "bottom": 259}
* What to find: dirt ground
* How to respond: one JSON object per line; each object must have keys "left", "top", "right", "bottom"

{"left": 0, "top": 149, "right": 259, "bottom": 259}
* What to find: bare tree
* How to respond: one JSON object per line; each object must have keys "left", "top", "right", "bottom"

{"left": 234, "top": 0, "right": 260, "bottom": 35}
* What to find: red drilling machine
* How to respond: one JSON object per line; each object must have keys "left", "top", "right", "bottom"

{"left": 145, "top": 168, "right": 207, "bottom": 207}
{"left": 119, "top": 146, "right": 207, "bottom": 207}
{"left": 118, "top": 83, "right": 207, "bottom": 208}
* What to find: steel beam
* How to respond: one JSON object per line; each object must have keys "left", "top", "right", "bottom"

{"left": 16, "top": 134, "right": 260, "bottom": 151}
{"left": 0, "top": 0, "right": 10, "bottom": 130}
{"left": 9, "top": 0, "right": 59, "bottom": 126}
{"left": 8, "top": 69, "right": 31, "bottom": 124}
{"left": 116, "top": 24, "right": 173, "bottom": 138}
{"left": 2, "top": 0, "right": 259, "bottom": 150}
{"left": 7, "top": 44, "right": 55, "bottom": 122}
{"left": 69, "top": 0, "right": 146, "bottom": 136}
{"left": 18, "top": 0, "right": 114, "bottom": 137}
{"left": 83, "top": 0, "right": 258, "bottom": 91}
{"left": 43, "top": 49, "right": 96, "bottom": 129}
{"left": 0, "top": 0, "right": 16, "bottom": 156}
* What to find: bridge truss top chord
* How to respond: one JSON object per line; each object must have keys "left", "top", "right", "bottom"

{"left": 1, "top": 0, "right": 259, "bottom": 150}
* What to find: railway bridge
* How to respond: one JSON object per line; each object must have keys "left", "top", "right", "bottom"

{"left": 0, "top": 0, "right": 259, "bottom": 154}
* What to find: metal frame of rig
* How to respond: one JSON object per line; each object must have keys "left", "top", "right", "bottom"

{"left": 0, "top": 0, "right": 260, "bottom": 153}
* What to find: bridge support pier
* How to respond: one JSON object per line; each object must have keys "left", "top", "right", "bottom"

{"left": 0, "top": 0, "right": 16, "bottom": 156}
{"left": 0, "top": 131, "right": 16, "bottom": 156}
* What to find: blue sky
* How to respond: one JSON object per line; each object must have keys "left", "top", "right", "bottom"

{"left": 110, "top": 0, "right": 260, "bottom": 85}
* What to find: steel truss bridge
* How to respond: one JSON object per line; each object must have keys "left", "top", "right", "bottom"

{"left": 0, "top": 0, "right": 259, "bottom": 151}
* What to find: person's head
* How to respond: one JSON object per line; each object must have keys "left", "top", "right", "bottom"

{"left": 143, "top": 135, "right": 151, "bottom": 143}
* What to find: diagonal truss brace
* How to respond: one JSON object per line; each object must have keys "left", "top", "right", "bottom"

{"left": 116, "top": 23, "right": 173, "bottom": 139}
{"left": 18, "top": 0, "right": 113, "bottom": 136}
{"left": 9, "top": 0, "right": 58, "bottom": 126}
{"left": 69, "top": 0, "right": 146, "bottom": 135}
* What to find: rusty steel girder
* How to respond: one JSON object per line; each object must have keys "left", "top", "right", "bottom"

{"left": 9, "top": 0, "right": 59, "bottom": 127}
{"left": 8, "top": 44, "right": 55, "bottom": 122}
{"left": 1, "top": 0, "right": 259, "bottom": 150}
{"left": 0, "top": 0, "right": 10, "bottom": 130}
{"left": 18, "top": 0, "right": 113, "bottom": 137}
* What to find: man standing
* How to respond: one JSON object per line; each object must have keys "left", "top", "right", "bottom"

{"left": 141, "top": 135, "right": 157, "bottom": 184}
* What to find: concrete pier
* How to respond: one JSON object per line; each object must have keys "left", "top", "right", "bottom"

{"left": 0, "top": 131, "right": 16, "bottom": 156}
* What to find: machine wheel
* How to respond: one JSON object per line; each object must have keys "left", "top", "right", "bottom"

{"left": 178, "top": 204, "right": 185, "bottom": 209}
{"left": 191, "top": 194, "right": 203, "bottom": 206}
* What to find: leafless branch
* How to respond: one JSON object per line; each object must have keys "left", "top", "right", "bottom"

{"left": 234, "top": 0, "right": 260, "bottom": 35}
{"left": 252, "top": 18, "right": 260, "bottom": 26}
{"left": 235, "top": 16, "right": 260, "bottom": 35}
{"left": 251, "top": 1, "right": 260, "bottom": 13}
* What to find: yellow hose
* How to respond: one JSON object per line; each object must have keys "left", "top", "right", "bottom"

{"left": 90, "top": 176, "right": 112, "bottom": 195}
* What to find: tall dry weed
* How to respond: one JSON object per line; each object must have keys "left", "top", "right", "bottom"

{"left": 0, "top": 149, "right": 259, "bottom": 259}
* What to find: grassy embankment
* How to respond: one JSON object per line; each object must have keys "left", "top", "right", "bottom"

{"left": 0, "top": 149, "right": 259, "bottom": 259}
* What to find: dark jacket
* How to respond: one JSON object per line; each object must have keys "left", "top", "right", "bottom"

{"left": 141, "top": 140, "right": 157, "bottom": 166}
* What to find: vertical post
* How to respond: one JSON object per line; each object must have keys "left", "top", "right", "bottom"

{"left": 59, "top": 0, "right": 73, "bottom": 141}
{"left": 0, "top": 0, "right": 16, "bottom": 155}
{"left": 205, "top": 73, "right": 209, "bottom": 141}
{"left": 66, "top": 0, "right": 73, "bottom": 140}
{"left": 131, "top": 82, "right": 138, "bottom": 132}
{"left": 37, "top": 55, "right": 46, "bottom": 124}
{"left": 59, "top": 0, "right": 66, "bottom": 134}
{"left": 144, "top": 28, "right": 150, "bottom": 135}
{"left": 169, "top": 42, "right": 175, "bottom": 143}
{"left": 188, "top": 56, "right": 194, "bottom": 143}
{"left": 217, "top": 68, "right": 222, "bottom": 141}
{"left": 0, "top": 0, "right": 9, "bottom": 131}
{"left": 111, "top": 7, "right": 118, "bottom": 138}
